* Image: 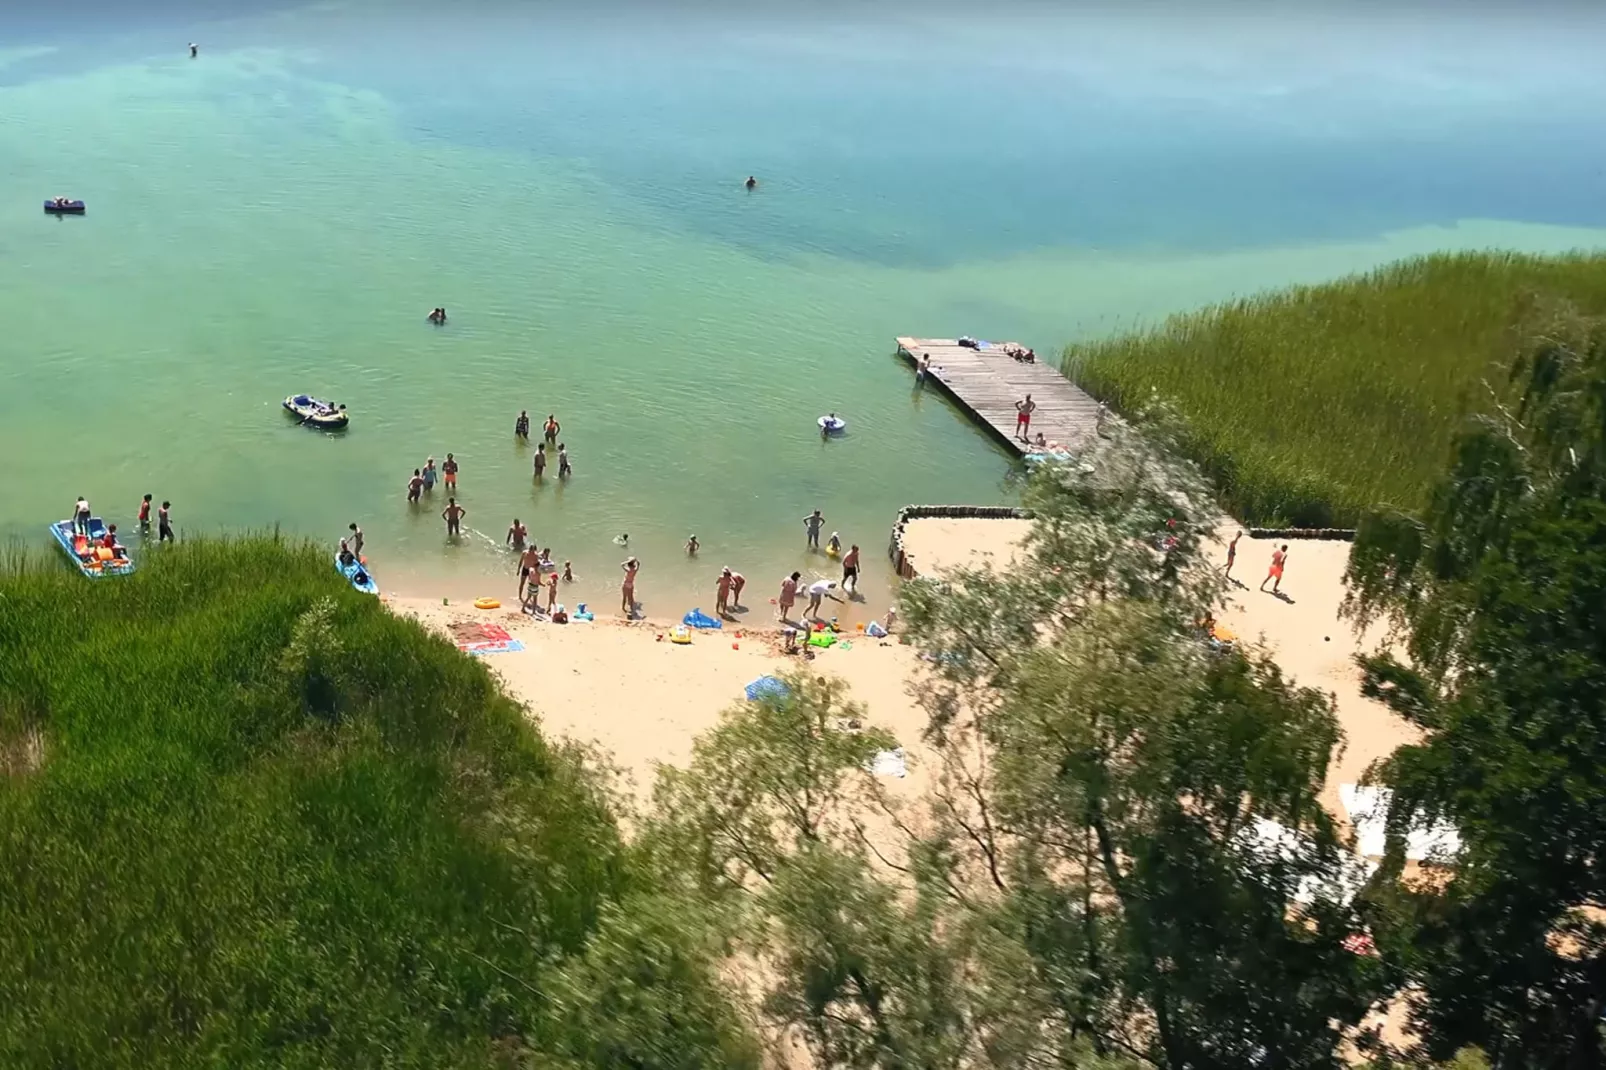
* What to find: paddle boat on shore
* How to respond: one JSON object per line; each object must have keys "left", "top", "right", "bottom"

{"left": 50, "top": 518, "right": 134, "bottom": 578}
{"left": 44, "top": 197, "right": 85, "bottom": 214}
{"left": 335, "top": 550, "right": 377, "bottom": 594}
{"left": 284, "top": 394, "right": 349, "bottom": 430}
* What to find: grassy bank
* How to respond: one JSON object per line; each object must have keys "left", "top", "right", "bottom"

{"left": 1065, "top": 251, "right": 1606, "bottom": 526}
{"left": 0, "top": 537, "right": 751, "bottom": 1068}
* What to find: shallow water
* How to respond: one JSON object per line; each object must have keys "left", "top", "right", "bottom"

{"left": 3, "top": 1, "right": 1605, "bottom": 612}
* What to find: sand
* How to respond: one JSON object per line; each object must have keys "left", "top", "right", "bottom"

{"left": 896, "top": 517, "right": 1033, "bottom": 577}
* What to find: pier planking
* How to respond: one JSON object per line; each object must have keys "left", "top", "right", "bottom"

{"left": 894, "top": 337, "right": 1102, "bottom": 454}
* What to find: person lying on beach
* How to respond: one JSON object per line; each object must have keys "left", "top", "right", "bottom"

{"left": 517, "top": 545, "right": 542, "bottom": 600}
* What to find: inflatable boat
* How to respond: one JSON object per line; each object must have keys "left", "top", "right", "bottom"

{"left": 50, "top": 518, "right": 135, "bottom": 578}
{"left": 818, "top": 415, "right": 846, "bottom": 434}
{"left": 284, "top": 394, "right": 349, "bottom": 430}
{"left": 44, "top": 199, "right": 85, "bottom": 214}
{"left": 335, "top": 551, "right": 378, "bottom": 594}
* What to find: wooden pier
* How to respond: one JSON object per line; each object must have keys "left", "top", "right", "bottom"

{"left": 895, "top": 337, "right": 1102, "bottom": 454}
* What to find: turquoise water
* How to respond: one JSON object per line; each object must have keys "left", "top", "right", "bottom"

{"left": 3, "top": 2, "right": 1606, "bottom": 610}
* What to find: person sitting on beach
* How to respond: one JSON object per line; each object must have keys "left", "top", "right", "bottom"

{"left": 338, "top": 539, "right": 356, "bottom": 568}
{"left": 1033, "top": 431, "right": 1048, "bottom": 447}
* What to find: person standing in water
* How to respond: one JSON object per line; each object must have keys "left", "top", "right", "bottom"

{"left": 543, "top": 414, "right": 560, "bottom": 441}
{"left": 686, "top": 535, "right": 699, "bottom": 556}
{"left": 744, "top": 176, "right": 757, "bottom": 190}
{"left": 442, "top": 498, "right": 466, "bottom": 537}
{"left": 348, "top": 522, "right": 364, "bottom": 558}
{"left": 915, "top": 353, "right": 931, "bottom": 383}
{"left": 533, "top": 443, "right": 547, "bottom": 479}
{"left": 406, "top": 469, "right": 424, "bottom": 503}
{"left": 841, "top": 544, "right": 861, "bottom": 593}
{"left": 189, "top": 42, "right": 198, "bottom": 58}
{"left": 422, "top": 457, "right": 437, "bottom": 493}
{"left": 716, "top": 567, "right": 733, "bottom": 616}
{"left": 557, "top": 443, "right": 572, "bottom": 479}
{"left": 158, "top": 501, "right": 174, "bottom": 543}
{"left": 137, "top": 493, "right": 153, "bottom": 534}
{"left": 803, "top": 509, "right": 825, "bottom": 550}
{"left": 1260, "top": 543, "right": 1289, "bottom": 594}
{"left": 515, "top": 411, "right": 530, "bottom": 440}
{"left": 728, "top": 569, "right": 746, "bottom": 609}
{"left": 1224, "top": 530, "right": 1243, "bottom": 580}
{"left": 442, "top": 453, "right": 459, "bottom": 492}
{"left": 620, "top": 557, "right": 640, "bottom": 618}
{"left": 518, "top": 543, "right": 541, "bottom": 602}
{"left": 507, "top": 518, "right": 528, "bottom": 551}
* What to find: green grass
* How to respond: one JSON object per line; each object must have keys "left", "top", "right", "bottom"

{"left": 1065, "top": 251, "right": 1606, "bottom": 526}
{"left": 0, "top": 535, "right": 730, "bottom": 1068}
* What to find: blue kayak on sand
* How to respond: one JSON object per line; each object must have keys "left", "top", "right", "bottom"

{"left": 50, "top": 517, "right": 134, "bottom": 578}
{"left": 335, "top": 552, "right": 378, "bottom": 595}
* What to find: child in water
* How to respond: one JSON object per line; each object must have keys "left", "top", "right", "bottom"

{"left": 826, "top": 532, "right": 842, "bottom": 556}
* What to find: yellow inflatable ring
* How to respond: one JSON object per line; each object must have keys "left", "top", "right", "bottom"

{"left": 473, "top": 597, "right": 501, "bottom": 610}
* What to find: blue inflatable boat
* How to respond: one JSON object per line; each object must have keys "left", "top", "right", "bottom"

{"left": 50, "top": 518, "right": 134, "bottom": 578}
{"left": 44, "top": 199, "right": 85, "bottom": 214}
{"left": 335, "top": 551, "right": 378, "bottom": 595}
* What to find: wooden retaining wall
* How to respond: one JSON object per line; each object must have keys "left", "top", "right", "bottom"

{"left": 887, "top": 504, "right": 1032, "bottom": 579}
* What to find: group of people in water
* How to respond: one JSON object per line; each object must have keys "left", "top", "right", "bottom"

{"left": 514, "top": 411, "right": 572, "bottom": 479}
{"left": 426, "top": 307, "right": 448, "bottom": 326}
{"left": 68, "top": 493, "right": 174, "bottom": 560}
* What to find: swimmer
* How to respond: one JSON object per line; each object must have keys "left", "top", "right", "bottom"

{"left": 744, "top": 175, "right": 757, "bottom": 190}
{"left": 614, "top": 533, "right": 629, "bottom": 546}
{"left": 686, "top": 534, "right": 699, "bottom": 556}
{"left": 507, "top": 518, "right": 528, "bottom": 551}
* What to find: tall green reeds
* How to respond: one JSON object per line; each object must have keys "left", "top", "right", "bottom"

{"left": 0, "top": 536, "right": 743, "bottom": 1067}
{"left": 1065, "top": 251, "right": 1606, "bottom": 525}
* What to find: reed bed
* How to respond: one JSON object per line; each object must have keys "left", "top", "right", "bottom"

{"left": 0, "top": 535, "right": 630, "bottom": 1067}
{"left": 1065, "top": 251, "right": 1606, "bottom": 525}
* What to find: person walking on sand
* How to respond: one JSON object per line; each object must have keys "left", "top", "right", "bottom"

{"left": 1224, "top": 530, "right": 1243, "bottom": 580}
{"left": 803, "top": 509, "right": 825, "bottom": 550}
{"left": 841, "top": 544, "right": 861, "bottom": 593}
{"left": 442, "top": 498, "right": 466, "bottom": 537}
{"left": 137, "top": 493, "right": 153, "bottom": 533}
{"left": 557, "top": 443, "right": 572, "bottom": 479}
{"left": 406, "top": 468, "right": 424, "bottom": 503}
{"left": 778, "top": 571, "right": 800, "bottom": 622}
{"left": 716, "top": 567, "right": 733, "bottom": 616}
{"left": 158, "top": 501, "right": 174, "bottom": 543}
{"left": 544, "top": 414, "right": 560, "bottom": 441}
{"left": 805, "top": 578, "right": 837, "bottom": 620}
{"left": 1260, "top": 543, "right": 1289, "bottom": 594}
{"left": 729, "top": 569, "right": 746, "bottom": 609}
{"left": 620, "top": 556, "right": 640, "bottom": 618}
{"left": 533, "top": 443, "right": 547, "bottom": 479}
{"left": 507, "top": 517, "right": 528, "bottom": 551}
{"left": 442, "top": 453, "right": 459, "bottom": 491}
{"left": 515, "top": 410, "right": 530, "bottom": 440}
{"left": 518, "top": 544, "right": 541, "bottom": 601}
{"left": 348, "top": 522, "right": 364, "bottom": 558}
{"left": 422, "top": 457, "right": 438, "bottom": 493}
{"left": 1015, "top": 394, "right": 1036, "bottom": 441}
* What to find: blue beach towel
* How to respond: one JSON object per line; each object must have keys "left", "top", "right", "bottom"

{"left": 744, "top": 676, "right": 791, "bottom": 702}
{"left": 683, "top": 608, "right": 723, "bottom": 630}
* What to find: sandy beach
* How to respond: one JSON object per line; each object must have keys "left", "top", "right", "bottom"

{"left": 391, "top": 522, "right": 1416, "bottom": 841}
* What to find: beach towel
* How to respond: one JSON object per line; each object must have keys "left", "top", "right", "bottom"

{"left": 744, "top": 676, "right": 791, "bottom": 702}
{"left": 865, "top": 620, "right": 887, "bottom": 638}
{"left": 1339, "top": 784, "right": 1462, "bottom": 861}
{"left": 868, "top": 748, "right": 907, "bottom": 778}
{"left": 683, "top": 608, "right": 723, "bottom": 630}
{"left": 449, "top": 621, "right": 525, "bottom": 656}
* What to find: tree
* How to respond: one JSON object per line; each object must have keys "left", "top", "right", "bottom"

{"left": 900, "top": 427, "right": 1385, "bottom": 1068}
{"left": 1344, "top": 311, "right": 1606, "bottom": 1067}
